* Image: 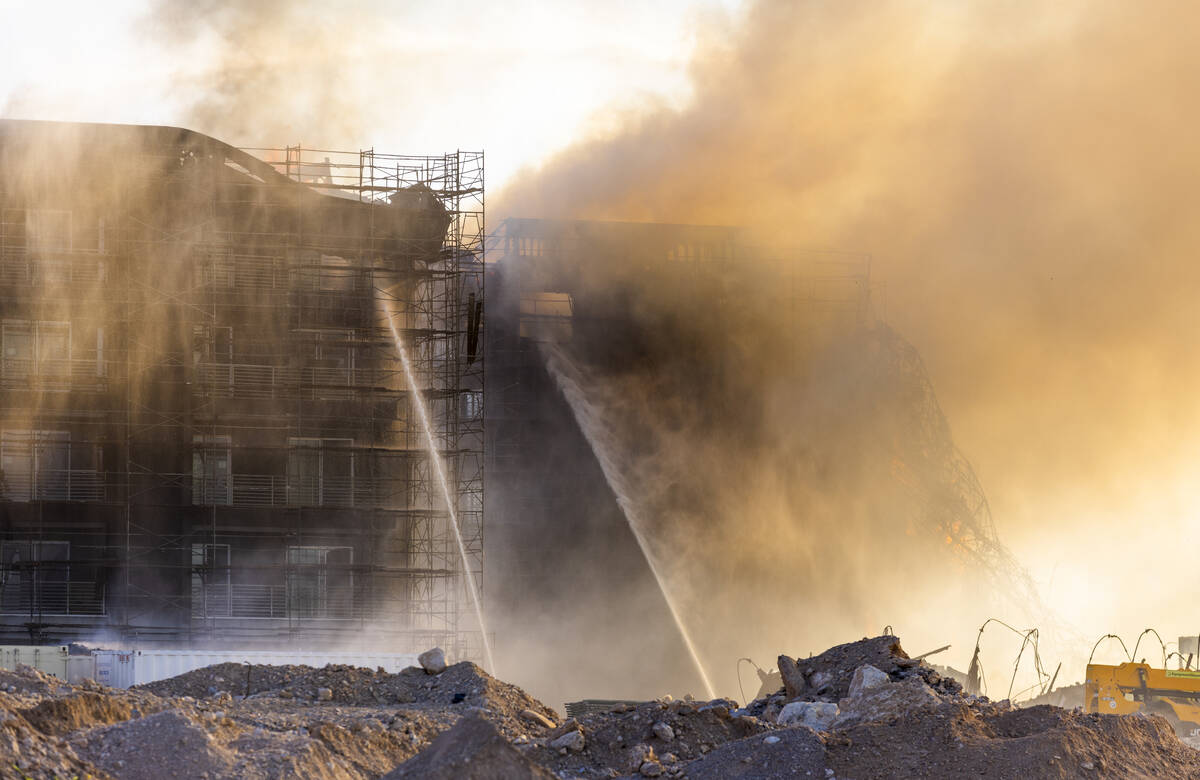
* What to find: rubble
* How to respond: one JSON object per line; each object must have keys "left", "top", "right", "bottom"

{"left": 76, "top": 710, "right": 240, "bottom": 780}
{"left": 833, "top": 673, "right": 941, "bottom": 728}
{"left": 1, "top": 635, "right": 1199, "bottom": 778}
{"left": 847, "top": 663, "right": 891, "bottom": 697}
{"left": 549, "top": 728, "right": 586, "bottom": 752}
{"left": 520, "top": 708, "right": 556, "bottom": 729}
{"left": 418, "top": 648, "right": 448, "bottom": 676}
{"left": 680, "top": 726, "right": 827, "bottom": 779}
{"left": 381, "top": 713, "right": 553, "bottom": 779}
{"left": 777, "top": 700, "right": 838, "bottom": 729}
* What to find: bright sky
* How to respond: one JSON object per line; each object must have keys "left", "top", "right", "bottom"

{"left": 0, "top": 0, "right": 746, "bottom": 193}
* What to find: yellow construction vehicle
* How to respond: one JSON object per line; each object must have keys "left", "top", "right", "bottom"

{"left": 1085, "top": 662, "right": 1200, "bottom": 735}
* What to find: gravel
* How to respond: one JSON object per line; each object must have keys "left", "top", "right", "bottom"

{"left": 3, "top": 636, "right": 1200, "bottom": 778}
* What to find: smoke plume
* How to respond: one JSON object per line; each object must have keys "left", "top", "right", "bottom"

{"left": 495, "top": 0, "right": 1200, "bottom": 692}
{"left": 144, "top": 0, "right": 386, "bottom": 148}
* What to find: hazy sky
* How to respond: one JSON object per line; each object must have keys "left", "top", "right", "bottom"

{"left": 0, "top": 0, "right": 744, "bottom": 192}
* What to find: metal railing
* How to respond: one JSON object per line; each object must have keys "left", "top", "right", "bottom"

{"left": 0, "top": 580, "right": 106, "bottom": 616}
{"left": 193, "top": 362, "right": 393, "bottom": 399}
{"left": 192, "top": 584, "right": 288, "bottom": 619}
{"left": 0, "top": 470, "right": 106, "bottom": 502}
{"left": 192, "top": 583, "right": 355, "bottom": 619}
{"left": 194, "top": 474, "right": 376, "bottom": 508}
{"left": 0, "top": 249, "right": 108, "bottom": 286}
{"left": 0, "top": 358, "right": 106, "bottom": 390}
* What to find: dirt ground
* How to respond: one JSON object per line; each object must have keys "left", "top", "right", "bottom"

{"left": 2, "top": 636, "right": 1199, "bottom": 778}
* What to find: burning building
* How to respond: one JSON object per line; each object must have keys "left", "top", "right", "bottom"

{"left": 483, "top": 218, "right": 1030, "bottom": 705}
{"left": 483, "top": 218, "right": 874, "bottom": 700}
{"left": 0, "top": 120, "right": 485, "bottom": 657}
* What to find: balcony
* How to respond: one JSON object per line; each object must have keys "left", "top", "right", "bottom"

{"left": 232, "top": 474, "right": 364, "bottom": 508}
{"left": 0, "top": 579, "right": 106, "bottom": 616}
{"left": 0, "top": 248, "right": 107, "bottom": 287}
{"left": 192, "top": 584, "right": 287, "bottom": 619}
{"left": 0, "top": 358, "right": 106, "bottom": 392}
{"left": 191, "top": 583, "right": 355, "bottom": 620}
{"left": 191, "top": 474, "right": 383, "bottom": 509}
{"left": 1, "top": 469, "right": 107, "bottom": 503}
{"left": 193, "top": 362, "right": 393, "bottom": 400}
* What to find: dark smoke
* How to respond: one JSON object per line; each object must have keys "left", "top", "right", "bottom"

{"left": 495, "top": 0, "right": 1200, "bottom": 691}
{"left": 497, "top": 230, "right": 1033, "bottom": 701}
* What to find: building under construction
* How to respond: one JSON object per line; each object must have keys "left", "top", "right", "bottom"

{"left": 0, "top": 120, "right": 484, "bottom": 657}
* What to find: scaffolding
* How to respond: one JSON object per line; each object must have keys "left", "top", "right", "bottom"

{"left": 0, "top": 121, "right": 484, "bottom": 659}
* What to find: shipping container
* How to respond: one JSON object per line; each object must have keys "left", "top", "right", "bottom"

{"left": 0, "top": 645, "right": 70, "bottom": 680}
{"left": 0, "top": 646, "right": 419, "bottom": 689}
{"left": 89, "top": 649, "right": 421, "bottom": 689}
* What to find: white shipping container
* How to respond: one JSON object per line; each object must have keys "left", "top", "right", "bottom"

{"left": 91, "top": 649, "right": 421, "bottom": 689}
{"left": 0, "top": 645, "right": 71, "bottom": 680}
{"left": 91, "top": 650, "right": 135, "bottom": 688}
{"left": 66, "top": 654, "right": 96, "bottom": 684}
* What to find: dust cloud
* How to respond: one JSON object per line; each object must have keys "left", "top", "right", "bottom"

{"left": 143, "top": 0, "right": 388, "bottom": 149}
{"left": 495, "top": 0, "right": 1200, "bottom": 693}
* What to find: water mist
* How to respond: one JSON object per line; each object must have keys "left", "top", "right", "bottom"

{"left": 380, "top": 294, "right": 495, "bottom": 674}
{"left": 541, "top": 342, "right": 717, "bottom": 700}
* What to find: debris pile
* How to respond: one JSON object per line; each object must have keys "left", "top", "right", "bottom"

{"left": 2, "top": 636, "right": 1199, "bottom": 778}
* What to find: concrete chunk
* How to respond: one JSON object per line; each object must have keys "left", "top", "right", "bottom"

{"left": 418, "top": 648, "right": 447, "bottom": 675}
{"left": 549, "top": 729, "right": 585, "bottom": 752}
{"left": 777, "top": 701, "right": 839, "bottom": 730}
{"left": 847, "top": 665, "right": 891, "bottom": 699}
{"left": 834, "top": 676, "right": 940, "bottom": 729}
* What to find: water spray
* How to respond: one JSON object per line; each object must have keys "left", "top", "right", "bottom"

{"left": 382, "top": 297, "right": 496, "bottom": 675}
{"left": 542, "top": 343, "right": 717, "bottom": 700}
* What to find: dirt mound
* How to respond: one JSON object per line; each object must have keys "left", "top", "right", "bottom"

{"left": 722, "top": 635, "right": 1200, "bottom": 779}
{"left": 125, "top": 657, "right": 562, "bottom": 777}
{"left": 21, "top": 691, "right": 143, "bottom": 736}
{"left": 0, "top": 711, "right": 107, "bottom": 780}
{"left": 0, "top": 666, "right": 122, "bottom": 779}
{"left": 76, "top": 709, "right": 239, "bottom": 779}
{"left": 781, "top": 635, "right": 910, "bottom": 698}
{"left": 245, "top": 661, "right": 558, "bottom": 739}
{"left": 825, "top": 699, "right": 1200, "bottom": 779}
{"left": 675, "top": 727, "right": 827, "bottom": 779}
{"left": 527, "top": 696, "right": 772, "bottom": 777}
{"left": 142, "top": 659, "right": 557, "bottom": 735}
{"left": 68, "top": 698, "right": 375, "bottom": 780}
{"left": 0, "top": 664, "right": 74, "bottom": 698}
{"left": 6, "top": 636, "right": 1200, "bottom": 778}
{"left": 225, "top": 724, "right": 352, "bottom": 780}
{"left": 762, "top": 634, "right": 960, "bottom": 710}
{"left": 304, "top": 720, "right": 415, "bottom": 777}
{"left": 382, "top": 713, "right": 554, "bottom": 779}
{"left": 138, "top": 661, "right": 310, "bottom": 699}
